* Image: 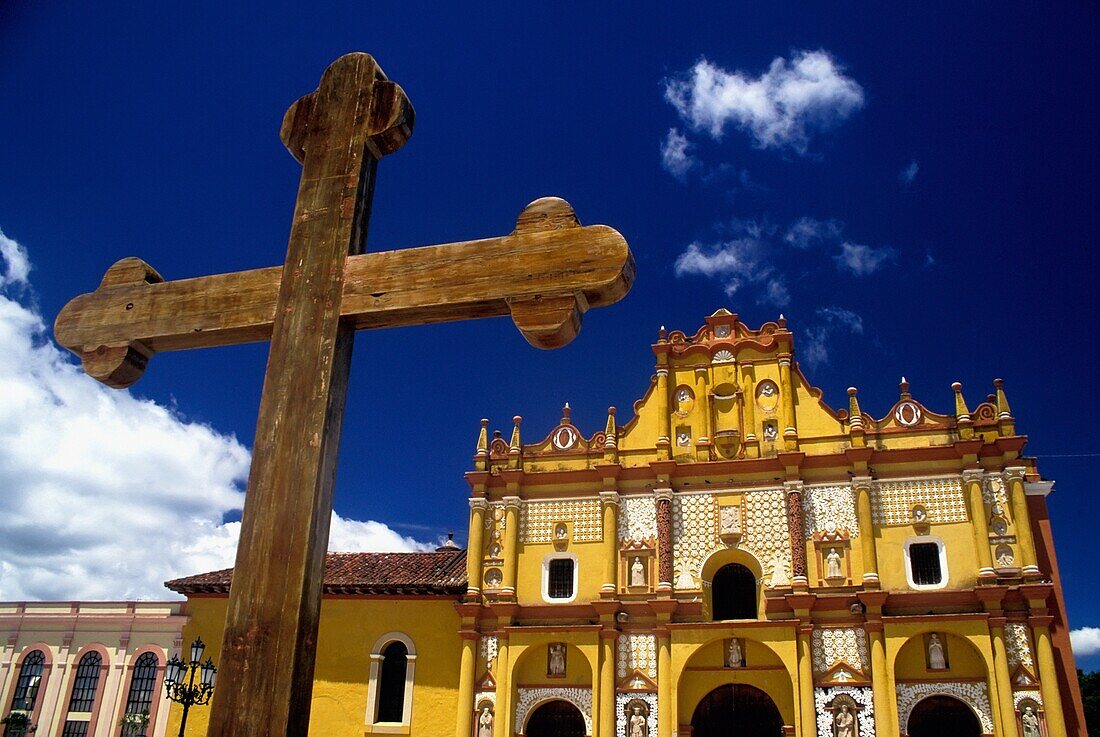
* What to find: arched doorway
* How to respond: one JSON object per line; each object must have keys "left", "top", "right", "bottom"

{"left": 525, "top": 699, "right": 586, "bottom": 737}
{"left": 691, "top": 684, "right": 783, "bottom": 737}
{"left": 907, "top": 695, "right": 981, "bottom": 737}
{"left": 712, "top": 563, "right": 757, "bottom": 620}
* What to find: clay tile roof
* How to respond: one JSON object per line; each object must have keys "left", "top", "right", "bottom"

{"left": 165, "top": 550, "right": 467, "bottom": 597}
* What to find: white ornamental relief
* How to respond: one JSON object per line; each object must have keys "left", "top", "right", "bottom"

{"left": 811, "top": 627, "right": 869, "bottom": 673}
{"left": 480, "top": 635, "right": 498, "bottom": 669}
{"left": 616, "top": 634, "right": 657, "bottom": 680}
{"left": 1012, "top": 690, "right": 1043, "bottom": 708}
{"left": 814, "top": 687, "right": 875, "bottom": 737}
{"left": 619, "top": 496, "right": 658, "bottom": 543}
{"left": 741, "top": 489, "right": 789, "bottom": 570}
{"left": 712, "top": 349, "right": 735, "bottom": 364}
{"left": 672, "top": 493, "right": 717, "bottom": 589}
{"left": 895, "top": 682, "right": 993, "bottom": 734}
{"left": 870, "top": 477, "right": 968, "bottom": 526}
{"left": 474, "top": 691, "right": 496, "bottom": 707}
{"left": 1005, "top": 623, "right": 1035, "bottom": 671}
{"left": 515, "top": 688, "right": 592, "bottom": 733}
{"left": 802, "top": 485, "right": 860, "bottom": 538}
{"left": 982, "top": 474, "right": 1010, "bottom": 518}
{"left": 616, "top": 693, "right": 658, "bottom": 737}
{"left": 521, "top": 499, "right": 603, "bottom": 543}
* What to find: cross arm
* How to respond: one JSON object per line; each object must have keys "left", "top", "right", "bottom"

{"left": 54, "top": 197, "right": 634, "bottom": 387}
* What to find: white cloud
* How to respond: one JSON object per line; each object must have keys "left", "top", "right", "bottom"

{"left": 0, "top": 229, "right": 30, "bottom": 288}
{"left": 835, "top": 241, "right": 896, "bottom": 276}
{"left": 1071, "top": 627, "right": 1100, "bottom": 656}
{"left": 800, "top": 306, "right": 865, "bottom": 368}
{"left": 899, "top": 160, "right": 919, "bottom": 185}
{"left": 664, "top": 50, "right": 864, "bottom": 152}
{"left": 784, "top": 217, "right": 842, "bottom": 249}
{"left": 0, "top": 232, "right": 431, "bottom": 601}
{"left": 660, "top": 128, "right": 696, "bottom": 180}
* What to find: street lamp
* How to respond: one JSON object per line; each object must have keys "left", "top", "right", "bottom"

{"left": 163, "top": 637, "right": 217, "bottom": 737}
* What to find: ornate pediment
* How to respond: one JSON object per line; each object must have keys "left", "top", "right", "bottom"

{"left": 818, "top": 660, "right": 870, "bottom": 686}
{"left": 617, "top": 667, "right": 658, "bottom": 692}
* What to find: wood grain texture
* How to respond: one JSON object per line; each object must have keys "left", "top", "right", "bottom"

{"left": 54, "top": 197, "right": 632, "bottom": 387}
{"left": 208, "top": 52, "right": 409, "bottom": 737}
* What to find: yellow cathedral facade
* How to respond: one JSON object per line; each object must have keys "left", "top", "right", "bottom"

{"left": 161, "top": 311, "right": 1086, "bottom": 737}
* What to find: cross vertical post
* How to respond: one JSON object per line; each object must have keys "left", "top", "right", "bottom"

{"left": 207, "top": 54, "right": 412, "bottom": 737}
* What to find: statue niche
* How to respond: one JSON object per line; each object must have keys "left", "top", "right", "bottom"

{"left": 827, "top": 695, "right": 860, "bottom": 737}
{"left": 624, "top": 699, "right": 650, "bottom": 737}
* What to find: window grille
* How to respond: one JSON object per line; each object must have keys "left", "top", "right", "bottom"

{"left": 60, "top": 721, "right": 89, "bottom": 737}
{"left": 121, "top": 653, "right": 159, "bottom": 737}
{"left": 547, "top": 558, "right": 575, "bottom": 599}
{"left": 909, "top": 542, "right": 943, "bottom": 585}
{"left": 67, "top": 652, "right": 102, "bottom": 711}
{"left": 376, "top": 642, "right": 408, "bottom": 723}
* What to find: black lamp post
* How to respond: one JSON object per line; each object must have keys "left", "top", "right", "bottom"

{"left": 163, "top": 637, "right": 217, "bottom": 737}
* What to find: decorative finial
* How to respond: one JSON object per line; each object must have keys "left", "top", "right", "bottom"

{"left": 952, "top": 382, "right": 974, "bottom": 438}
{"left": 847, "top": 387, "right": 865, "bottom": 442}
{"left": 603, "top": 406, "right": 619, "bottom": 460}
{"left": 475, "top": 418, "right": 489, "bottom": 463}
{"left": 994, "top": 378, "right": 1015, "bottom": 435}
{"left": 435, "top": 531, "right": 460, "bottom": 551}
{"left": 899, "top": 376, "right": 910, "bottom": 399}
{"left": 777, "top": 313, "right": 788, "bottom": 328}
{"left": 561, "top": 402, "right": 571, "bottom": 423}
{"left": 658, "top": 325, "right": 667, "bottom": 342}
{"left": 509, "top": 416, "right": 522, "bottom": 453}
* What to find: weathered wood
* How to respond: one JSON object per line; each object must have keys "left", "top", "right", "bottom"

{"left": 53, "top": 198, "right": 632, "bottom": 387}
{"left": 210, "top": 53, "right": 408, "bottom": 737}
{"left": 52, "top": 51, "right": 636, "bottom": 737}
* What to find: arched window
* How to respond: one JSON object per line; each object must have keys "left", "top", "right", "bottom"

{"left": 121, "top": 653, "right": 160, "bottom": 736}
{"left": 365, "top": 633, "right": 416, "bottom": 728}
{"left": 60, "top": 651, "right": 103, "bottom": 736}
{"left": 712, "top": 563, "right": 757, "bottom": 620}
{"left": 376, "top": 642, "right": 408, "bottom": 722}
{"left": 5, "top": 650, "right": 45, "bottom": 737}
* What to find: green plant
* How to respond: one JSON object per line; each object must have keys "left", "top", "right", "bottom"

{"left": 119, "top": 709, "right": 150, "bottom": 735}
{"left": 0, "top": 711, "right": 36, "bottom": 734}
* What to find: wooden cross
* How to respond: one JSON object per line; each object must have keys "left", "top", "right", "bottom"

{"left": 54, "top": 53, "right": 633, "bottom": 737}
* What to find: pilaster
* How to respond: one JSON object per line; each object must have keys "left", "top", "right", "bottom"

{"left": 655, "top": 489, "right": 674, "bottom": 592}
{"left": 467, "top": 498, "right": 488, "bottom": 598}
{"left": 852, "top": 476, "right": 879, "bottom": 587}
{"left": 501, "top": 495, "right": 522, "bottom": 598}
{"left": 599, "top": 489, "right": 620, "bottom": 595}
{"left": 784, "top": 481, "right": 808, "bottom": 587}
{"left": 962, "top": 469, "right": 996, "bottom": 581}
{"left": 1006, "top": 467, "right": 1041, "bottom": 580}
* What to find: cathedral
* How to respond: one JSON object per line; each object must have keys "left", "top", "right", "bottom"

{"left": 158, "top": 310, "right": 1084, "bottom": 737}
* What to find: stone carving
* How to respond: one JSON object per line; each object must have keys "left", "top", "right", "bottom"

{"left": 477, "top": 705, "right": 494, "bottom": 737}
{"left": 1012, "top": 690, "right": 1043, "bottom": 708}
{"left": 991, "top": 516, "right": 1009, "bottom": 536}
{"left": 719, "top": 505, "right": 742, "bottom": 536}
{"left": 479, "top": 635, "right": 498, "bottom": 669}
{"left": 628, "top": 704, "right": 649, "bottom": 737}
{"left": 758, "top": 380, "right": 777, "bottom": 397}
{"left": 927, "top": 634, "right": 947, "bottom": 670}
{"left": 1021, "top": 705, "right": 1040, "bottom": 737}
{"left": 744, "top": 489, "right": 791, "bottom": 574}
{"left": 619, "top": 496, "right": 658, "bottom": 543}
{"left": 1005, "top": 623, "right": 1035, "bottom": 671}
{"left": 895, "top": 682, "right": 993, "bottom": 734}
{"left": 787, "top": 487, "right": 808, "bottom": 579}
{"left": 712, "top": 349, "right": 734, "bottom": 363}
{"left": 833, "top": 704, "right": 856, "bottom": 737}
{"left": 630, "top": 557, "right": 646, "bottom": 587}
{"left": 674, "top": 387, "right": 694, "bottom": 415}
{"left": 996, "top": 545, "right": 1015, "bottom": 567}
{"left": 815, "top": 687, "right": 875, "bottom": 737}
{"left": 763, "top": 423, "right": 779, "bottom": 441}
{"left": 894, "top": 401, "right": 922, "bottom": 426}
{"left": 676, "top": 430, "right": 691, "bottom": 447}
{"left": 656, "top": 495, "right": 673, "bottom": 587}
{"left": 616, "top": 693, "right": 658, "bottom": 737}
{"left": 982, "top": 473, "right": 1010, "bottom": 519}
{"left": 521, "top": 499, "right": 602, "bottom": 543}
{"left": 515, "top": 688, "right": 592, "bottom": 734}
{"left": 726, "top": 638, "right": 744, "bottom": 668}
{"left": 871, "top": 478, "right": 968, "bottom": 526}
{"left": 548, "top": 643, "right": 567, "bottom": 676}
{"left": 812, "top": 628, "right": 868, "bottom": 673}
{"left": 803, "top": 485, "right": 860, "bottom": 538}
{"left": 769, "top": 553, "right": 791, "bottom": 588}
{"left": 826, "top": 548, "right": 843, "bottom": 579}
{"left": 616, "top": 634, "right": 657, "bottom": 679}
{"left": 484, "top": 568, "right": 502, "bottom": 589}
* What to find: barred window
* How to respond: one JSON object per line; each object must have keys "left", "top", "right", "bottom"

{"left": 10, "top": 650, "right": 45, "bottom": 711}
{"left": 121, "top": 652, "right": 159, "bottom": 737}
{"left": 67, "top": 652, "right": 102, "bottom": 711}
{"left": 548, "top": 558, "right": 575, "bottom": 599}
{"left": 60, "top": 721, "right": 89, "bottom": 737}
{"left": 909, "top": 542, "right": 943, "bottom": 585}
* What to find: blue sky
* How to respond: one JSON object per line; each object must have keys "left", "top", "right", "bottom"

{"left": 1, "top": 4, "right": 1098, "bottom": 666}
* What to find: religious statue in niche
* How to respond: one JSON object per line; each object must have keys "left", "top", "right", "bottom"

{"left": 484, "top": 568, "right": 502, "bottom": 589}
{"left": 826, "top": 548, "right": 843, "bottom": 579}
{"left": 488, "top": 542, "right": 502, "bottom": 558}
{"left": 726, "top": 638, "right": 744, "bottom": 668}
{"left": 832, "top": 704, "right": 857, "bottom": 737}
{"left": 996, "top": 544, "right": 1015, "bottom": 567}
{"left": 675, "top": 387, "right": 694, "bottom": 415}
{"left": 630, "top": 557, "right": 647, "bottom": 587}
{"left": 628, "top": 703, "right": 649, "bottom": 737}
{"left": 555, "top": 523, "right": 568, "bottom": 540}
{"left": 548, "top": 643, "right": 567, "bottom": 677}
{"left": 992, "top": 516, "right": 1009, "bottom": 536}
{"left": 676, "top": 429, "right": 691, "bottom": 447}
{"left": 1021, "top": 705, "right": 1040, "bottom": 737}
{"left": 762, "top": 422, "right": 778, "bottom": 441}
{"left": 477, "top": 705, "right": 494, "bottom": 737}
{"left": 927, "top": 633, "right": 947, "bottom": 670}
{"left": 911, "top": 506, "right": 928, "bottom": 523}
{"left": 756, "top": 380, "right": 780, "bottom": 414}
